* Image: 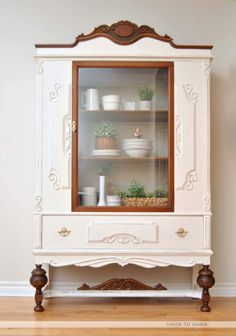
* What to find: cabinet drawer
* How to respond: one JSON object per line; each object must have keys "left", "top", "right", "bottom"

{"left": 42, "top": 216, "right": 89, "bottom": 249}
{"left": 42, "top": 215, "right": 204, "bottom": 250}
{"left": 42, "top": 216, "right": 159, "bottom": 249}
{"left": 159, "top": 219, "right": 203, "bottom": 249}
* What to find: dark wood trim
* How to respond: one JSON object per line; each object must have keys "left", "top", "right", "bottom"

{"left": 168, "top": 62, "right": 175, "bottom": 212}
{"left": 72, "top": 63, "right": 79, "bottom": 211}
{"left": 35, "top": 20, "right": 213, "bottom": 50}
{"left": 78, "top": 278, "right": 167, "bottom": 291}
{"left": 72, "top": 61, "right": 174, "bottom": 213}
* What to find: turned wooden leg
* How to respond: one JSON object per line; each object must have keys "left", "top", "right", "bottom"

{"left": 30, "top": 264, "right": 48, "bottom": 312}
{"left": 197, "top": 265, "right": 215, "bottom": 312}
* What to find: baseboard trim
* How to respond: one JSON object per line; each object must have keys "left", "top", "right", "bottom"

{"left": 210, "top": 283, "right": 236, "bottom": 297}
{"left": 0, "top": 281, "right": 235, "bottom": 297}
{"left": 0, "top": 282, "right": 34, "bottom": 297}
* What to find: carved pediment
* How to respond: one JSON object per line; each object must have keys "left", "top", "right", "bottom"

{"left": 35, "top": 20, "right": 212, "bottom": 49}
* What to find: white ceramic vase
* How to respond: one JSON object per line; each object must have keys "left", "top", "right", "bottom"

{"left": 138, "top": 100, "right": 152, "bottom": 111}
{"left": 97, "top": 175, "right": 106, "bottom": 206}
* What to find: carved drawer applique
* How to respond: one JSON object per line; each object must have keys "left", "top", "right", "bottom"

{"left": 87, "top": 222, "right": 158, "bottom": 245}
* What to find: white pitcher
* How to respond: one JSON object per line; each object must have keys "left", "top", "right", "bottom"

{"left": 81, "top": 88, "right": 99, "bottom": 111}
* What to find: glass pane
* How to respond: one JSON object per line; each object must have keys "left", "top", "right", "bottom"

{"left": 76, "top": 66, "right": 170, "bottom": 209}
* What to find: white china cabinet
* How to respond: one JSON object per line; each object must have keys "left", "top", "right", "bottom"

{"left": 31, "top": 21, "right": 214, "bottom": 312}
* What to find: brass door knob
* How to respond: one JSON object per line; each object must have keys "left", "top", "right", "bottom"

{"left": 175, "top": 228, "right": 188, "bottom": 238}
{"left": 58, "top": 227, "right": 71, "bottom": 237}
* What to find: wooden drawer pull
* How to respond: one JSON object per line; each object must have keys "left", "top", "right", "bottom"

{"left": 58, "top": 227, "right": 71, "bottom": 237}
{"left": 175, "top": 228, "right": 188, "bottom": 238}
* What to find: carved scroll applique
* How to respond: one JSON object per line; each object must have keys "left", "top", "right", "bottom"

{"left": 204, "top": 194, "right": 211, "bottom": 212}
{"left": 102, "top": 233, "right": 143, "bottom": 244}
{"left": 176, "top": 115, "right": 183, "bottom": 158}
{"left": 49, "top": 83, "right": 62, "bottom": 101}
{"left": 34, "top": 195, "right": 42, "bottom": 211}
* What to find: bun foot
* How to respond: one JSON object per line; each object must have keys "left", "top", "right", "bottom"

{"left": 34, "top": 305, "right": 44, "bottom": 312}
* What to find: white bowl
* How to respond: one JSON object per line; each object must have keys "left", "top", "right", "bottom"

{"left": 106, "top": 195, "right": 121, "bottom": 206}
{"left": 124, "top": 148, "right": 151, "bottom": 158}
{"left": 122, "top": 139, "right": 153, "bottom": 149}
{"left": 103, "top": 101, "right": 121, "bottom": 110}
{"left": 122, "top": 146, "right": 152, "bottom": 151}
{"left": 123, "top": 139, "right": 153, "bottom": 143}
{"left": 123, "top": 143, "right": 153, "bottom": 148}
{"left": 102, "top": 95, "right": 120, "bottom": 102}
{"left": 123, "top": 138, "right": 153, "bottom": 141}
{"left": 106, "top": 195, "right": 121, "bottom": 201}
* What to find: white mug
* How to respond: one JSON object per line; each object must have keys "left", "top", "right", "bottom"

{"left": 82, "top": 187, "right": 97, "bottom": 206}
{"left": 81, "top": 89, "right": 99, "bottom": 111}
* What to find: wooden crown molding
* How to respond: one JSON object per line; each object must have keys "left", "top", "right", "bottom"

{"left": 35, "top": 20, "right": 213, "bottom": 49}
{"left": 78, "top": 278, "right": 167, "bottom": 291}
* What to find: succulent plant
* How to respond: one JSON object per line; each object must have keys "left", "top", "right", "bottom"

{"left": 138, "top": 87, "right": 154, "bottom": 101}
{"left": 94, "top": 121, "right": 116, "bottom": 138}
{"left": 127, "top": 179, "right": 146, "bottom": 198}
{"left": 117, "top": 179, "right": 168, "bottom": 199}
{"left": 153, "top": 189, "right": 168, "bottom": 198}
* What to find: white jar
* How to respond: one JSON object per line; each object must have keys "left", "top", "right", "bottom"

{"left": 138, "top": 100, "right": 152, "bottom": 111}
{"left": 82, "top": 187, "right": 97, "bottom": 206}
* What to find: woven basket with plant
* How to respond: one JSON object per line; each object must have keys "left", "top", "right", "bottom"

{"left": 94, "top": 121, "right": 117, "bottom": 149}
{"left": 117, "top": 180, "right": 168, "bottom": 207}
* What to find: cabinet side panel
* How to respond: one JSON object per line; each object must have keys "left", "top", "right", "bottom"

{"left": 42, "top": 61, "right": 72, "bottom": 211}
{"left": 174, "top": 61, "right": 209, "bottom": 212}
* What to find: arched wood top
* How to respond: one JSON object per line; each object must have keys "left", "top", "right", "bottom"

{"left": 35, "top": 20, "right": 213, "bottom": 49}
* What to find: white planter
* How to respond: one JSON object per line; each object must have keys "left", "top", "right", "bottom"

{"left": 138, "top": 100, "right": 152, "bottom": 111}
{"left": 97, "top": 175, "right": 106, "bottom": 206}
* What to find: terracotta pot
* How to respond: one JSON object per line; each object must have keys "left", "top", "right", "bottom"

{"left": 95, "top": 137, "right": 116, "bottom": 149}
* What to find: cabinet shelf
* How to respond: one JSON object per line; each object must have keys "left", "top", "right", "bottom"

{"left": 79, "top": 110, "right": 168, "bottom": 122}
{"left": 79, "top": 156, "right": 168, "bottom": 162}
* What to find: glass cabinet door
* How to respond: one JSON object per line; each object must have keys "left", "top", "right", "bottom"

{"left": 72, "top": 62, "right": 174, "bottom": 212}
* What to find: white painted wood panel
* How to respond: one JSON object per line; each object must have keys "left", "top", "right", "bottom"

{"left": 174, "top": 60, "right": 209, "bottom": 213}
{"left": 41, "top": 61, "right": 72, "bottom": 212}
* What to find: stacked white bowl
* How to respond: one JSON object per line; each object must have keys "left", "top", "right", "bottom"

{"left": 122, "top": 138, "right": 153, "bottom": 157}
{"left": 102, "top": 95, "right": 121, "bottom": 110}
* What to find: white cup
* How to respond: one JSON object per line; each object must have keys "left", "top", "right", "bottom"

{"left": 81, "top": 89, "right": 99, "bottom": 111}
{"left": 81, "top": 187, "right": 97, "bottom": 206}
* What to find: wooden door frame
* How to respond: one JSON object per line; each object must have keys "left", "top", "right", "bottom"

{"left": 72, "top": 61, "right": 174, "bottom": 212}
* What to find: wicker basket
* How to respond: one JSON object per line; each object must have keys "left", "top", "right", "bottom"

{"left": 121, "top": 197, "right": 168, "bottom": 207}
{"left": 95, "top": 137, "right": 117, "bottom": 150}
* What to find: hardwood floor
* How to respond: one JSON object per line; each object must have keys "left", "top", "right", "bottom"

{"left": 0, "top": 297, "right": 236, "bottom": 335}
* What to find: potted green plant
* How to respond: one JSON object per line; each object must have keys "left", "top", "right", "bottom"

{"left": 94, "top": 121, "right": 117, "bottom": 149}
{"left": 138, "top": 87, "right": 154, "bottom": 111}
{"left": 117, "top": 179, "right": 168, "bottom": 207}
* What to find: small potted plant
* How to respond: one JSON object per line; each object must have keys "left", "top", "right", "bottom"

{"left": 94, "top": 121, "right": 117, "bottom": 149}
{"left": 117, "top": 179, "right": 168, "bottom": 207}
{"left": 138, "top": 87, "right": 154, "bottom": 111}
